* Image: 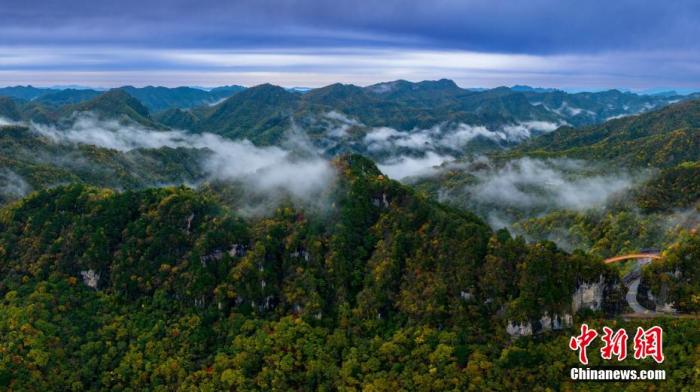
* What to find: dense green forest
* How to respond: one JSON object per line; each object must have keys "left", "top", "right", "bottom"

{"left": 511, "top": 99, "right": 700, "bottom": 168}
{"left": 6, "top": 156, "right": 692, "bottom": 390}
{"left": 506, "top": 160, "right": 700, "bottom": 258}
{"left": 644, "top": 232, "right": 700, "bottom": 313}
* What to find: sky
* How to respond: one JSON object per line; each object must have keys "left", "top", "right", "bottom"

{"left": 1, "top": 0, "right": 699, "bottom": 90}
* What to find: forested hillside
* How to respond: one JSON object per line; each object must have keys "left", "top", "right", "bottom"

{"left": 0, "top": 124, "right": 207, "bottom": 204}
{"left": 513, "top": 99, "right": 700, "bottom": 167}
{"left": 0, "top": 156, "right": 658, "bottom": 390}
{"left": 412, "top": 98, "right": 700, "bottom": 324}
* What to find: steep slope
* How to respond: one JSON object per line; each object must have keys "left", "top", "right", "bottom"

{"left": 303, "top": 83, "right": 372, "bottom": 108}
{"left": 0, "top": 85, "right": 247, "bottom": 113}
{"left": 411, "top": 99, "right": 700, "bottom": 260}
{"left": 0, "top": 124, "right": 207, "bottom": 203}
{"left": 365, "top": 79, "right": 467, "bottom": 107}
{"left": 154, "top": 107, "right": 202, "bottom": 130}
{"left": 302, "top": 83, "right": 432, "bottom": 129}
{"left": 68, "top": 89, "right": 162, "bottom": 128}
{"left": 0, "top": 155, "right": 673, "bottom": 391}
{"left": 633, "top": 161, "right": 700, "bottom": 212}
{"left": 0, "top": 85, "right": 53, "bottom": 100}
{"left": 456, "top": 87, "right": 557, "bottom": 122}
{"left": 0, "top": 97, "right": 21, "bottom": 122}
{"left": 13, "top": 101, "right": 60, "bottom": 124}
{"left": 36, "top": 88, "right": 102, "bottom": 106}
{"left": 514, "top": 98, "right": 700, "bottom": 167}
{"left": 198, "top": 84, "right": 300, "bottom": 143}
{"left": 121, "top": 85, "right": 244, "bottom": 112}
{"left": 193, "top": 81, "right": 554, "bottom": 149}
{"left": 0, "top": 155, "right": 612, "bottom": 323}
{"left": 520, "top": 89, "right": 676, "bottom": 126}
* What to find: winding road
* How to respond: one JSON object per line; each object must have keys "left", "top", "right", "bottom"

{"left": 619, "top": 256, "right": 678, "bottom": 317}
{"left": 626, "top": 277, "right": 657, "bottom": 315}
{"left": 602, "top": 250, "right": 684, "bottom": 318}
{"left": 600, "top": 251, "right": 664, "bottom": 315}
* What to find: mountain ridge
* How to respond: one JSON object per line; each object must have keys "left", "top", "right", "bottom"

{"left": 513, "top": 98, "right": 700, "bottom": 167}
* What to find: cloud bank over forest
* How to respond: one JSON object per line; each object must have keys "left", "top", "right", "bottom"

{"left": 0, "top": 169, "right": 31, "bottom": 201}
{"left": 467, "top": 158, "right": 637, "bottom": 211}
{"left": 364, "top": 121, "right": 562, "bottom": 180}
{"left": 30, "top": 113, "right": 336, "bottom": 203}
{"left": 432, "top": 157, "right": 645, "bottom": 229}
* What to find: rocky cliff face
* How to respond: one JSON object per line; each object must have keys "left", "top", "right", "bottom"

{"left": 507, "top": 275, "right": 624, "bottom": 337}
{"left": 80, "top": 269, "right": 100, "bottom": 289}
{"left": 639, "top": 276, "right": 678, "bottom": 314}
{"left": 572, "top": 276, "right": 605, "bottom": 312}
{"left": 506, "top": 313, "right": 574, "bottom": 337}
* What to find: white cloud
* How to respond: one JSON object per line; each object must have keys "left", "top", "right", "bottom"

{"left": 605, "top": 113, "right": 631, "bottom": 121}
{"left": 546, "top": 102, "right": 595, "bottom": 117}
{"left": 364, "top": 123, "right": 498, "bottom": 153}
{"left": 322, "top": 110, "right": 360, "bottom": 138}
{"left": 440, "top": 123, "right": 503, "bottom": 145}
{"left": 501, "top": 120, "right": 561, "bottom": 140}
{"left": 363, "top": 121, "right": 560, "bottom": 156}
{"left": 30, "top": 112, "right": 335, "bottom": 202}
{"left": 377, "top": 151, "right": 450, "bottom": 180}
{"left": 365, "top": 122, "right": 566, "bottom": 182}
{"left": 0, "top": 117, "right": 21, "bottom": 126}
{"left": 0, "top": 169, "right": 31, "bottom": 199}
{"left": 323, "top": 110, "right": 359, "bottom": 125}
{"left": 363, "top": 127, "right": 402, "bottom": 151}
{"left": 468, "top": 157, "right": 638, "bottom": 211}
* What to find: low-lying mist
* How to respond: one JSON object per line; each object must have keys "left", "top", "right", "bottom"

{"left": 361, "top": 120, "right": 562, "bottom": 180}
{"left": 9, "top": 110, "right": 589, "bottom": 222}
{"left": 281, "top": 110, "right": 563, "bottom": 181}
{"left": 377, "top": 152, "right": 451, "bottom": 179}
{"left": 30, "top": 112, "right": 336, "bottom": 214}
{"left": 512, "top": 204, "right": 700, "bottom": 257}
{"left": 469, "top": 157, "right": 637, "bottom": 211}
{"left": 435, "top": 157, "right": 646, "bottom": 229}
{"left": 0, "top": 168, "right": 31, "bottom": 202}
{"left": 0, "top": 117, "right": 21, "bottom": 127}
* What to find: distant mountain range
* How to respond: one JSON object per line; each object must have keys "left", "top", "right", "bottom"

{"left": 0, "top": 84, "right": 245, "bottom": 112}
{"left": 1, "top": 79, "right": 698, "bottom": 163}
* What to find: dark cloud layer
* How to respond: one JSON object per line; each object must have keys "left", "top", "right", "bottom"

{"left": 2, "top": 0, "right": 699, "bottom": 53}
{"left": 1, "top": 1, "right": 699, "bottom": 88}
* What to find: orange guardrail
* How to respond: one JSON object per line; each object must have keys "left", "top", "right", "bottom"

{"left": 603, "top": 253, "right": 662, "bottom": 264}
